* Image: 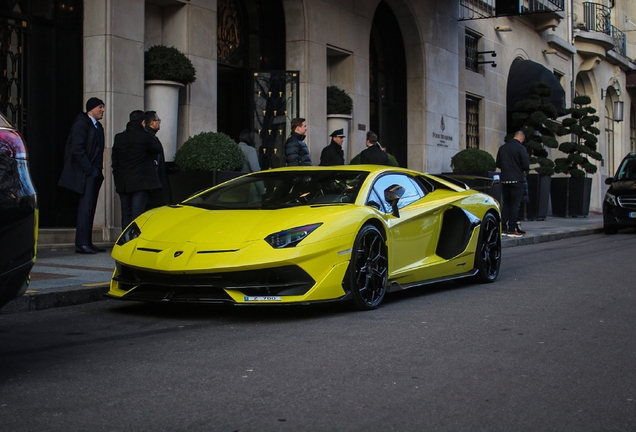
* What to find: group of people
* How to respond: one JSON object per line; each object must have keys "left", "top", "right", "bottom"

{"left": 283, "top": 117, "right": 391, "bottom": 167}
{"left": 58, "top": 98, "right": 170, "bottom": 254}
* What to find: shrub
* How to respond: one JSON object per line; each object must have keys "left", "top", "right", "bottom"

{"left": 451, "top": 148, "right": 496, "bottom": 173}
{"left": 174, "top": 132, "right": 244, "bottom": 171}
{"left": 327, "top": 86, "right": 353, "bottom": 115}
{"left": 145, "top": 45, "right": 197, "bottom": 85}
{"left": 554, "top": 95, "right": 602, "bottom": 177}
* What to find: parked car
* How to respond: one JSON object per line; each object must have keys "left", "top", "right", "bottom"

{"left": 603, "top": 152, "right": 636, "bottom": 234}
{"left": 0, "top": 112, "right": 38, "bottom": 308}
{"left": 108, "top": 165, "right": 502, "bottom": 310}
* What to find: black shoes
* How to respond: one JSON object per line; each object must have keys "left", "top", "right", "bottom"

{"left": 75, "top": 245, "right": 97, "bottom": 254}
{"left": 90, "top": 244, "right": 106, "bottom": 252}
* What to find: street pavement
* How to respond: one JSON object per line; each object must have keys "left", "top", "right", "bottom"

{"left": 1, "top": 212, "right": 605, "bottom": 315}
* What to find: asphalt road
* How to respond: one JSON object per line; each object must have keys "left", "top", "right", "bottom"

{"left": 1, "top": 233, "right": 635, "bottom": 431}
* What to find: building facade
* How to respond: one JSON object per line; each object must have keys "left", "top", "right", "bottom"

{"left": 1, "top": 0, "right": 634, "bottom": 243}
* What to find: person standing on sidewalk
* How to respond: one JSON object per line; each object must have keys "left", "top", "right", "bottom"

{"left": 57, "top": 97, "right": 106, "bottom": 254}
{"left": 319, "top": 128, "right": 345, "bottom": 166}
{"left": 144, "top": 110, "right": 170, "bottom": 208}
{"left": 112, "top": 110, "right": 163, "bottom": 229}
{"left": 360, "top": 131, "right": 390, "bottom": 165}
{"left": 284, "top": 118, "right": 312, "bottom": 166}
{"left": 496, "top": 130, "right": 530, "bottom": 237}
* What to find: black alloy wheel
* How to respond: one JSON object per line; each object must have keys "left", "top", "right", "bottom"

{"left": 347, "top": 224, "right": 388, "bottom": 310}
{"left": 472, "top": 212, "right": 501, "bottom": 283}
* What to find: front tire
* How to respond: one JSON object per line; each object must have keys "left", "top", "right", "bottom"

{"left": 603, "top": 224, "right": 618, "bottom": 235}
{"left": 345, "top": 225, "right": 388, "bottom": 310}
{"left": 472, "top": 213, "right": 501, "bottom": 283}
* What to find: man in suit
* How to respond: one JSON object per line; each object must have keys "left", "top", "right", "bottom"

{"left": 319, "top": 128, "right": 345, "bottom": 166}
{"left": 360, "top": 131, "right": 389, "bottom": 165}
{"left": 58, "top": 97, "right": 106, "bottom": 254}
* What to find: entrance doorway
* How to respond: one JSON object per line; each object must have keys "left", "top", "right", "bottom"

{"left": 0, "top": 0, "right": 83, "bottom": 227}
{"left": 369, "top": 0, "right": 407, "bottom": 167}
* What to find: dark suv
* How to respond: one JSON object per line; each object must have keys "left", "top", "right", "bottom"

{"left": 603, "top": 152, "right": 636, "bottom": 234}
{"left": 0, "top": 112, "right": 38, "bottom": 307}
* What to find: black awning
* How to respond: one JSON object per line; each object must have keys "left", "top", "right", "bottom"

{"left": 507, "top": 59, "right": 566, "bottom": 116}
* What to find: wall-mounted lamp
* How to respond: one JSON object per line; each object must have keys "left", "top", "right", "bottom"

{"left": 495, "top": 25, "right": 512, "bottom": 32}
{"left": 614, "top": 101, "right": 624, "bottom": 122}
{"left": 601, "top": 87, "right": 621, "bottom": 99}
{"left": 477, "top": 60, "right": 497, "bottom": 67}
{"left": 542, "top": 49, "right": 557, "bottom": 55}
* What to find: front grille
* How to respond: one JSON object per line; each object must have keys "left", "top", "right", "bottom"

{"left": 114, "top": 264, "right": 315, "bottom": 297}
{"left": 618, "top": 195, "right": 636, "bottom": 210}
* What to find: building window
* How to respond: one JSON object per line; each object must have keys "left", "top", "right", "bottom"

{"left": 465, "top": 31, "right": 479, "bottom": 72}
{"left": 466, "top": 96, "right": 480, "bottom": 149}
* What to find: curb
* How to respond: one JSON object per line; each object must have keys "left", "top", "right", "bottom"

{"left": 2, "top": 226, "right": 604, "bottom": 314}
{"left": 1, "top": 284, "right": 110, "bottom": 315}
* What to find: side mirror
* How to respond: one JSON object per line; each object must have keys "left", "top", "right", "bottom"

{"left": 605, "top": 177, "right": 614, "bottom": 185}
{"left": 384, "top": 184, "right": 405, "bottom": 217}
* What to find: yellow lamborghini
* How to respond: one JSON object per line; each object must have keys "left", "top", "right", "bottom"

{"left": 108, "top": 166, "right": 501, "bottom": 310}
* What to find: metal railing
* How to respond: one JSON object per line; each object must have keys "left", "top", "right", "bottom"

{"left": 459, "top": 0, "right": 564, "bottom": 20}
{"left": 583, "top": 2, "right": 611, "bottom": 34}
{"left": 610, "top": 25, "right": 626, "bottom": 57}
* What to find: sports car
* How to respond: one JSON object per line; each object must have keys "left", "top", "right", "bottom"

{"left": 108, "top": 165, "right": 501, "bottom": 310}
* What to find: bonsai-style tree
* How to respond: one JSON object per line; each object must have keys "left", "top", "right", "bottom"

{"left": 174, "top": 132, "right": 244, "bottom": 171}
{"left": 145, "top": 45, "right": 197, "bottom": 85}
{"left": 554, "top": 95, "right": 602, "bottom": 177}
{"left": 450, "top": 148, "right": 496, "bottom": 174}
{"left": 327, "top": 86, "right": 353, "bottom": 115}
{"left": 507, "top": 82, "right": 560, "bottom": 176}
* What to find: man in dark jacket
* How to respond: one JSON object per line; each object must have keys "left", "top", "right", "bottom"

{"left": 144, "top": 110, "right": 171, "bottom": 208}
{"left": 284, "top": 118, "right": 312, "bottom": 166}
{"left": 496, "top": 130, "right": 530, "bottom": 237}
{"left": 319, "top": 128, "right": 345, "bottom": 166}
{"left": 112, "top": 110, "right": 163, "bottom": 229}
{"left": 58, "top": 97, "right": 106, "bottom": 254}
{"left": 360, "top": 131, "right": 389, "bottom": 165}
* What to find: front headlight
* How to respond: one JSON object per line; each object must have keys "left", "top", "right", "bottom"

{"left": 265, "top": 223, "right": 322, "bottom": 248}
{"left": 605, "top": 192, "right": 618, "bottom": 207}
{"left": 116, "top": 222, "right": 141, "bottom": 246}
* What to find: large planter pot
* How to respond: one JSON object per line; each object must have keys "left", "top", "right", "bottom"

{"left": 327, "top": 114, "right": 352, "bottom": 162}
{"left": 167, "top": 170, "right": 244, "bottom": 204}
{"left": 550, "top": 177, "right": 592, "bottom": 217}
{"left": 145, "top": 80, "right": 184, "bottom": 162}
{"left": 525, "top": 174, "right": 551, "bottom": 221}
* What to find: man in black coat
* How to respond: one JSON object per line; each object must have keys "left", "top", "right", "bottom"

{"left": 112, "top": 110, "right": 163, "bottom": 229}
{"left": 144, "top": 110, "right": 171, "bottom": 208}
{"left": 319, "top": 128, "right": 345, "bottom": 166}
{"left": 496, "top": 130, "right": 530, "bottom": 237}
{"left": 360, "top": 131, "right": 389, "bottom": 165}
{"left": 58, "top": 97, "right": 106, "bottom": 254}
{"left": 284, "top": 117, "right": 312, "bottom": 166}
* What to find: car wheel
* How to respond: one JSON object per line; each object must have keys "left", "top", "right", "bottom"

{"left": 603, "top": 224, "right": 618, "bottom": 235}
{"left": 346, "top": 224, "right": 388, "bottom": 310}
{"left": 472, "top": 213, "right": 501, "bottom": 283}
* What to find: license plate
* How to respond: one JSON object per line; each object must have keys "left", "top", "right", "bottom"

{"left": 630, "top": 212, "right": 636, "bottom": 218}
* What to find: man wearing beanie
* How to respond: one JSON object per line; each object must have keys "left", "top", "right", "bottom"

{"left": 58, "top": 97, "right": 106, "bottom": 254}
{"left": 319, "top": 128, "right": 345, "bottom": 166}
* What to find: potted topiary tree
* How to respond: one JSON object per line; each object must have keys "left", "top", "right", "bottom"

{"left": 507, "top": 82, "right": 561, "bottom": 220}
{"left": 551, "top": 94, "right": 602, "bottom": 217}
{"left": 327, "top": 85, "right": 353, "bottom": 162}
{"left": 449, "top": 148, "right": 501, "bottom": 202}
{"left": 169, "top": 131, "right": 244, "bottom": 203}
{"left": 144, "top": 45, "right": 197, "bottom": 162}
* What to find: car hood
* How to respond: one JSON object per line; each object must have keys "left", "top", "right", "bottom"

{"left": 608, "top": 180, "right": 636, "bottom": 194}
{"left": 134, "top": 204, "right": 357, "bottom": 246}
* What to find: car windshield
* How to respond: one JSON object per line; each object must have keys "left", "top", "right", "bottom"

{"left": 615, "top": 157, "right": 636, "bottom": 181}
{"left": 184, "top": 170, "right": 369, "bottom": 210}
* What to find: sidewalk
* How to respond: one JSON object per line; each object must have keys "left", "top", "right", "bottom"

{"left": 1, "top": 213, "right": 604, "bottom": 314}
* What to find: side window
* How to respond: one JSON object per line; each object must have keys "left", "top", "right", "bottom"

{"left": 366, "top": 174, "right": 425, "bottom": 211}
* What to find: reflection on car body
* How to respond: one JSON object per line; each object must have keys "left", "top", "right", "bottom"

{"left": 108, "top": 166, "right": 501, "bottom": 311}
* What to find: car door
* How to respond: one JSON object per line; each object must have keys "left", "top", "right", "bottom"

{"left": 366, "top": 173, "right": 443, "bottom": 282}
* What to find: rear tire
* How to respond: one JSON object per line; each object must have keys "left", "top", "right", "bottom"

{"left": 472, "top": 213, "right": 501, "bottom": 283}
{"left": 345, "top": 225, "right": 388, "bottom": 310}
